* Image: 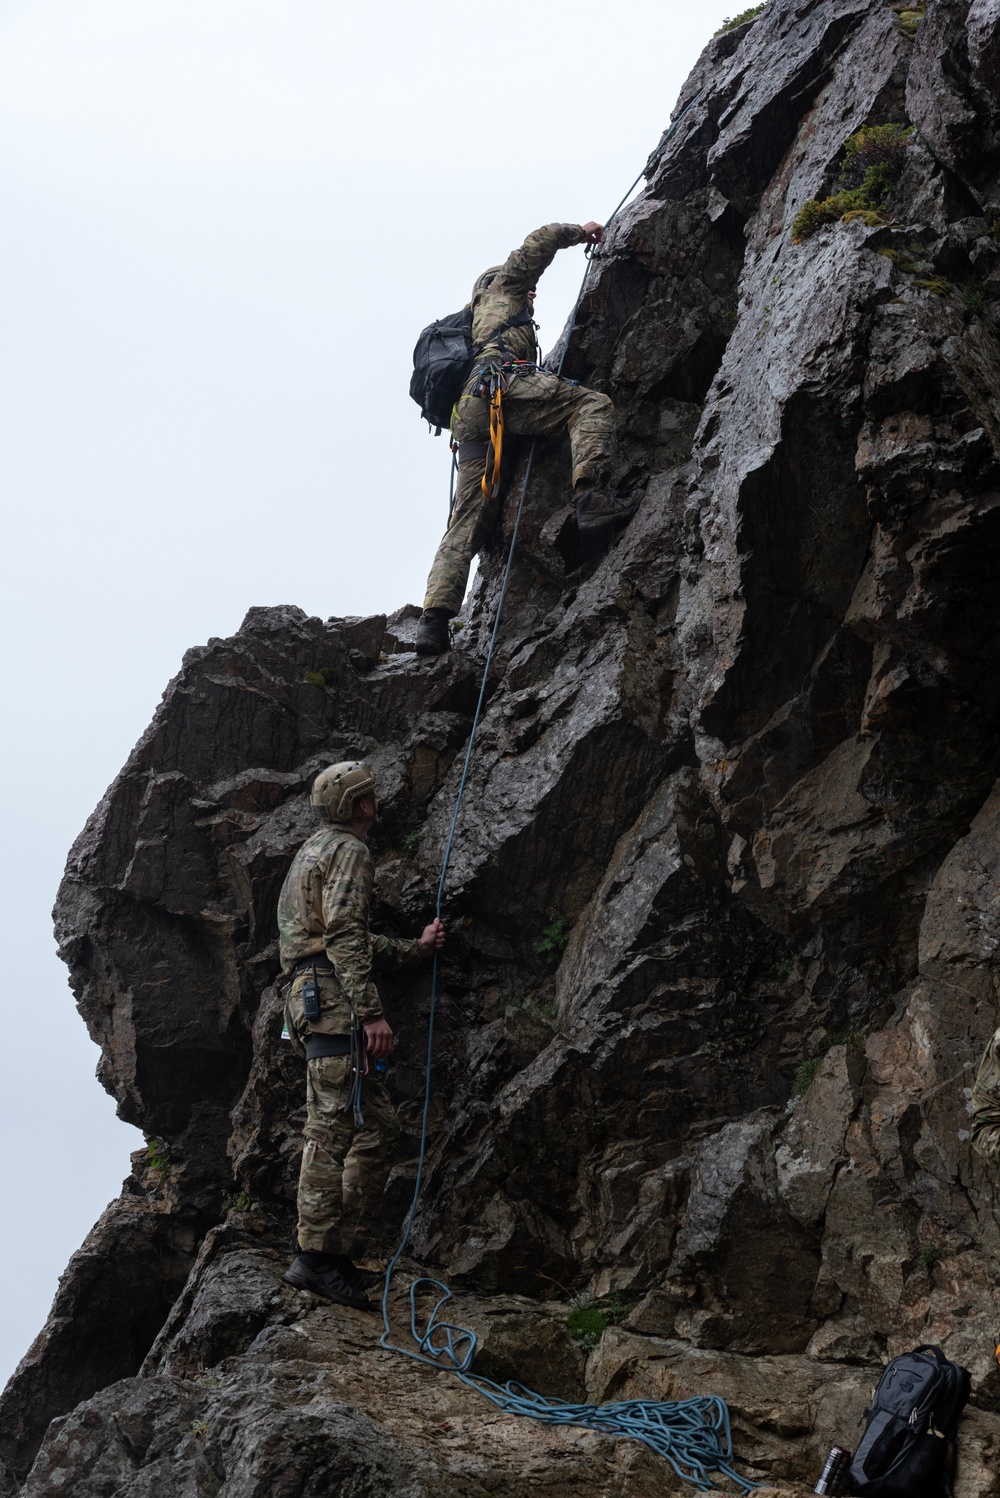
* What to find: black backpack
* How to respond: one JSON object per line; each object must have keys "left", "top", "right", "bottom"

{"left": 409, "top": 307, "right": 534, "bottom": 433}
{"left": 847, "top": 1345, "right": 970, "bottom": 1496}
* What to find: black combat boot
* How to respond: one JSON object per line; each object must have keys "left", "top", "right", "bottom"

{"left": 283, "top": 1252, "right": 371, "bottom": 1310}
{"left": 573, "top": 484, "right": 641, "bottom": 536}
{"left": 331, "top": 1253, "right": 383, "bottom": 1292}
{"left": 415, "top": 608, "right": 451, "bottom": 656}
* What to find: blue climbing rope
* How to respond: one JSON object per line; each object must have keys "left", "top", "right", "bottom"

{"left": 380, "top": 1275, "right": 753, "bottom": 1491}
{"left": 380, "top": 83, "right": 755, "bottom": 1495}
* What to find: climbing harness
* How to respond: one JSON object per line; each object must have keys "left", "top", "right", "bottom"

{"left": 472, "top": 360, "right": 538, "bottom": 499}
{"left": 481, "top": 364, "right": 507, "bottom": 499}
{"left": 382, "top": 80, "right": 754, "bottom": 1495}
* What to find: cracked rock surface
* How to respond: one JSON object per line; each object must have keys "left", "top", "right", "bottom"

{"left": 5, "top": 0, "right": 1000, "bottom": 1492}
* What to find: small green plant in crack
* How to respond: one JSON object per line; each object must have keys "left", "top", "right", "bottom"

{"left": 920, "top": 1243, "right": 942, "bottom": 1270}
{"left": 305, "top": 666, "right": 337, "bottom": 687}
{"left": 827, "top": 1029, "right": 864, "bottom": 1049}
{"left": 532, "top": 997, "right": 557, "bottom": 1022}
{"left": 964, "top": 281, "right": 987, "bottom": 313}
{"left": 190, "top": 1419, "right": 211, "bottom": 1438}
{"left": 905, "top": 243, "right": 936, "bottom": 272}
{"left": 791, "top": 189, "right": 870, "bottom": 242}
{"left": 793, "top": 1029, "right": 866, "bottom": 1097}
{"left": 661, "top": 445, "right": 690, "bottom": 466}
{"left": 878, "top": 245, "right": 948, "bottom": 296}
{"left": 535, "top": 917, "right": 570, "bottom": 967}
{"left": 893, "top": 4, "right": 926, "bottom": 39}
{"left": 714, "top": 4, "right": 767, "bottom": 34}
{"left": 603, "top": 1291, "right": 641, "bottom": 1326}
{"left": 402, "top": 829, "right": 422, "bottom": 857}
{"left": 567, "top": 1304, "right": 608, "bottom": 1348}
{"left": 839, "top": 124, "right": 913, "bottom": 195}
{"left": 877, "top": 247, "right": 916, "bottom": 272}
{"left": 222, "top": 1190, "right": 251, "bottom": 1213}
{"left": 792, "top": 123, "right": 913, "bottom": 243}
{"left": 146, "top": 1138, "right": 170, "bottom": 1179}
{"left": 773, "top": 954, "right": 795, "bottom": 981}
{"left": 794, "top": 1057, "right": 824, "bottom": 1096}
{"left": 840, "top": 208, "right": 888, "bottom": 229}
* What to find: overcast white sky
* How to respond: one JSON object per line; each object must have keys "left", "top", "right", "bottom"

{"left": 0, "top": 0, "right": 743, "bottom": 1389}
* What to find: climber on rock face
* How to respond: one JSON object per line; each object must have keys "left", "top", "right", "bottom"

{"left": 278, "top": 760, "right": 445, "bottom": 1310}
{"left": 415, "top": 221, "right": 636, "bottom": 657}
{"left": 970, "top": 1027, "right": 1000, "bottom": 1164}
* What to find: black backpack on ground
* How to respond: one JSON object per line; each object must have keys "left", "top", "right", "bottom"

{"left": 847, "top": 1344, "right": 970, "bottom": 1496}
{"left": 409, "top": 307, "right": 534, "bottom": 432}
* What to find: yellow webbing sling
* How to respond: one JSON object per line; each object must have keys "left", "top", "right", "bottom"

{"left": 482, "top": 381, "right": 505, "bottom": 499}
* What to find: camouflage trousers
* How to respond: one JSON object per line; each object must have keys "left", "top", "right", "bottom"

{"left": 297, "top": 1055, "right": 400, "bottom": 1255}
{"left": 422, "top": 370, "right": 617, "bottom": 615}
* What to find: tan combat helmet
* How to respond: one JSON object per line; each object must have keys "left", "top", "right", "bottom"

{"left": 311, "top": 761, "right": 377, "bottom": 823}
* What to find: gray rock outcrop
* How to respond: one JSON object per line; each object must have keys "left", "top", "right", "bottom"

{"left": 5, "top": 1, "right": 1000, "bottom": 1493}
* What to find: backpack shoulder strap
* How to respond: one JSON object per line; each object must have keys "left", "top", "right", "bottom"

{"left": 473, "top": 306, "right": 537, "bottom": 359}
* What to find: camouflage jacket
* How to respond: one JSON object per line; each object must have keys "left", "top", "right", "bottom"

{"left": 971, "top": 1026, "right": 1000, "bottom": 1163}
{"left": 277, "top": 825, "right": 422, "bottom": 1026}
{"left": 469, "top": 223, "right": 589, "bottom": 369}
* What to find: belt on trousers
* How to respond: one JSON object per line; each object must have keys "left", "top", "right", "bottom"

{"left": 292, "top": 955, "right": 334, "bottom": 975}
{"left": 305, "top": 1033, "right": 352, "bottom": 1060}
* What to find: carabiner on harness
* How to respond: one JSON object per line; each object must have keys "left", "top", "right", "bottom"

{"left": 342, "top": 1019, "right": 368, "bottom": 1128}
{"left": 476, "top": 360, "right": 536, "bottom": 501}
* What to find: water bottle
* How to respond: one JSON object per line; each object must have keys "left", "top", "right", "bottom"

{"left": 814, "top": 1447, "right": 851, "bottom": 1495}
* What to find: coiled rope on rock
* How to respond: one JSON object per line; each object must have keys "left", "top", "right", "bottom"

{"left": 379, "top": 85, "right": 756, "bottom": 1495}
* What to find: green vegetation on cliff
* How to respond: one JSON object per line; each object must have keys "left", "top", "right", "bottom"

{"left": 792, "top": 123, "right": 913, "bottom": 242}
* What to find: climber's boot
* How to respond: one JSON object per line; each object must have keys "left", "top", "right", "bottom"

{"left": 283, "top": 1252, "right": 371, "bottom": 1310}
{"left": 415, "top": 608, "right": 451, "bottom": 656}
{"left": 331, "top": 1254, "right": 382, "bottom": 1292}
{"left": 572, "top": 484, "right": 641, "bottom": 563}
{"left": 573, "top": 484, "right": 641, "bottom": 538}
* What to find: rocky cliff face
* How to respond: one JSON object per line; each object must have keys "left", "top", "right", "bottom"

{"left": 6, "top": 1, "right": 1000, "bottom": 1493}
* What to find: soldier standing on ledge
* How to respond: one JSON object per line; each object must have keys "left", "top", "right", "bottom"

{"left": 278, "top": 761, "right": 444, "bottom": 1309}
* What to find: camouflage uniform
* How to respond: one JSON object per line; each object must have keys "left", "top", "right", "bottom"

{"left": 971, "top": 1027, "right": 1000, "bottom": 1164}
{"left": 278, "top": 825, "right": 423, "bottom": 1254}
{"left": 422, "top": 223, "right": 618, "bottom": 616}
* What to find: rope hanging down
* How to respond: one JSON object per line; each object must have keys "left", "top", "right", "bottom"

{"left": 380, "top": 84, "right": 753, "bottom": 1495}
